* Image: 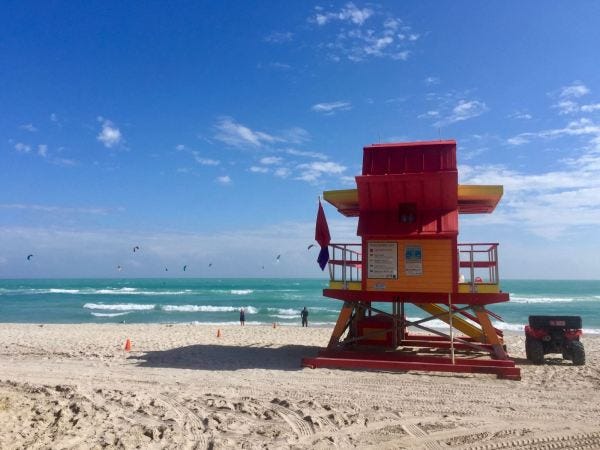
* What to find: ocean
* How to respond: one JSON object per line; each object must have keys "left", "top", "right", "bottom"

{"left": 0, "top": 278, "right": 599, "bottom": 333}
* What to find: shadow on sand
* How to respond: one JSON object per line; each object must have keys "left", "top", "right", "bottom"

{"left": 132, "top": 344, "right": 322, "bottom": 371}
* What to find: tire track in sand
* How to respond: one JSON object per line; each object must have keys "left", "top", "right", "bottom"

{"left": 158, "top": 393, "right": 210, "bottom": 449}
{"left": 467, "top": 430, "right": 600, "bottom": 450}
{"left": 269, "top": 399, "right": 315, "bottom": 438}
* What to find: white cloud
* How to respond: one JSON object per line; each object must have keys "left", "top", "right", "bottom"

{"left": 559, "top": 81, "right": 590, "bottom": 99}
{"left": 555, "top": 99, "right": 579, "bottom": 115}
{"left": 260, "top": 156, "right": 283, "bottom": 165}
{"left": 558, "top": 101, "right": 600, "bottom": 115}
{"left": 461, "top": 161, "right": 600, "bottom": 239}
{"left": 581, "top": 103, "right": 600, "bottom": 113}
{"left": 0, "top": 203, "right": 118, "bottom": 215}
{"left": 264, "top": 31, "right": 294, "bottom": 43}
{"left": 268, "top": 62, "right": 292, "bottom": 70}
{"left": 507, "top": 118, "right": 600, "bottom": 147}
{"left": 418, "top": 110, "right": 440, "bottom": 119}
{"left": 249, "top": 166, "right": 269, "bottom": 173}
{"left": 310, "top": 4, "right": 417, "bottom": 62}
{"left": 311, "top": 101, "right": 352, "bottom": 114}
{"left": 296, "top": 161, "right": 347, "bottom": 183}
{"left": 555, "top": 99, "right": 600, "bottom": 115}
{"left": 274, "top": 167, "right": 291, "bottom": 178}
{"left": 424, "top": 76, "right": 440, "bottom": 86}
{"left": 14, "top": 142, "right": 31, "bottom": 153}
{"left": 281, "top": 127, "right": 310, "bottom": 144}
{"left": 194, "top": 156, "right": 220, "bottom": 166}
{"left": 384, "top": 18, "right": 399, "bottom": 30}
{"left": 50, "top": 113, "right": 59, "bottom": 122}
{"left": 19, "top": 123, "right": 37, "bottom": 132}
{"left": 506, "top": 135, "right": 530, "bottom": 146}
{"left": 433, "top": 99, "right": 488, "bottom": 127}
{"left": 213, "top": 117, "right": 280, "bottom": 148}
{"left": 96, "top": 117, "right": 122, "bottom": 148}
{"left": 176, "top": 144, "right": 220, "bottom": 166}
{"left": 51, "top": 158, "right": 77, "bottom": 167}
{"left": 313, "top": 3, "right": 373, "bottom": 26}
{"left": 37, "top": 144, "right": 48, "bottom": 157}
{"left": 216, "top": 175, "right": 232, "bottom": 185}
{"left": 509, "top": 111, "right": 533, "bottom": 120}
{"left": 213, "top": 119, "right": 311, "bottom": 149}
{"left": 284, "top": 148, "right": 328, "bottom": 160}
{"left": 466, "top": 112, "right": 600, "bottom": 239}
{"left": 552, "top": 82, "right": 597, "bottom": 114}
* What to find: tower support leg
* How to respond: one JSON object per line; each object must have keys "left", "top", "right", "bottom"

{"left": 327, "top": 302, "right": 355, "bottom": 349}
{"left": 472, "top": 305, "right": 507, "bottom": 360}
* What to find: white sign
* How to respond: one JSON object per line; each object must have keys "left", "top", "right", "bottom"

{"left": 405, "top": 245, "right": 423, "bottom": 276}
{"left": 367, "top": 242, "right": 398, "bottom": 279}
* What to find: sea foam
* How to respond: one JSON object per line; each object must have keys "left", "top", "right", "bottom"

{"left": 91, "top": 312, "right": 130, "bottom": 317}
{"left": 83, "top": 303, "right": 155, "bottom": 311}
{"left": 161, "top": 305, "right": 258, "bottom": 314}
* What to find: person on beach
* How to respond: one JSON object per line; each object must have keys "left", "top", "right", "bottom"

{"left": 239, "top": 308, "right": 245, "bottom": 326}
{"left": 301, "top": 307, "right": 308, "bottom": 327}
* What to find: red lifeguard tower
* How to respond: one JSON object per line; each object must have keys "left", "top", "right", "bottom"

{"left": 302, "top": 140, "right": 520, "bottom": 380}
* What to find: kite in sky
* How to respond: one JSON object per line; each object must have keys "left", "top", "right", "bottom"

{"left": 276, "top": 254, "right": 281, "bottom": 262}
{"left": 208, "top": 263, "right": 213, "bottom": 268}
{"left": 133, "top": 246, "right": 140, "bottom": 252}
{"left": 307, "top": 244, "right": 315, "bottom": 250}
{"left": 27, "top": 254, "right": 34, "bottom": 261}
{"left": 117, "top": 265, "right": 122, "bottom": 272}
{"left": 183, "top": 265, "right": 187, "bottom": 271}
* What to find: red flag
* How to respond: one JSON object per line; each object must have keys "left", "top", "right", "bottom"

{"left": 315, "top": 201, "right": 331, "bottom": 270}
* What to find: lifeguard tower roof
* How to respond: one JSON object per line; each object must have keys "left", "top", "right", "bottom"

{"left": 324, "top": 140, "right": 503, "bottom": 217}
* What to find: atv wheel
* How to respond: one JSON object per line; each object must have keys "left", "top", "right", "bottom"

{"left": 525, "top": 336, "right": 532, "bottom": 360}
{"left": 526, "top": 338, "right": 545, "bottom": 364}
{"left": 571, "top": 340, "right": 585, "bottom": 366}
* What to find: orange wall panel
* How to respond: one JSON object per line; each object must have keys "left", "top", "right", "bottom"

{"left": 366, "top": 239, "right": 453, "bottom": 293}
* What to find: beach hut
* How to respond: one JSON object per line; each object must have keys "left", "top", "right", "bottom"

{"left": 303, "top": 140, "right": 520, "bottom": 379}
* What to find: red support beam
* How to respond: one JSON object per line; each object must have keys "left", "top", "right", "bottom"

{"left": 302, "top": 356, "right": 521, "bottom": 380}
{"left": 316, "top": 350, "right": 517, "bottom": 367}
{"left": 323, "top": 289, "right": 509, "bottom": 305}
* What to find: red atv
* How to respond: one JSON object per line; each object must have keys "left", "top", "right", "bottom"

{"left": 525, "top": 316, "right": 585, "bottom": 365}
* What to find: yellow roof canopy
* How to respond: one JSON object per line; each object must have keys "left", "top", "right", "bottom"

{"left": 323, "top": 185, "right": 503, "bottom": 216}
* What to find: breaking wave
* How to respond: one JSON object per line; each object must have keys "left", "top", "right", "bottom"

{"left": 161, "top": 305, "right": 258, "bottom": 314}
{"left": 91, "top": 312, "right": 130, "bottom": 317}
{"left": 83, "top": 303, "right": 156, "bottom": 311}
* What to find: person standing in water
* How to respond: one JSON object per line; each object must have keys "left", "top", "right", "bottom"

{"left": 301, "top": 307, "right": 308, "bottom": 327}
{"left": 239, "top": 308, "right": 245, "bottom": 326}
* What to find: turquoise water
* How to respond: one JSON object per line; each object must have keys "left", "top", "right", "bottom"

{"left": 0, "top": 278, "right": 599, "bottom": 333}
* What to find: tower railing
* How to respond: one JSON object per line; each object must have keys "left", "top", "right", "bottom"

{"left": 458, "top": 243, "right": 500, "bottom": 288}
{"left": 326, "top": 242, "right": 500, "bottom": 291}
{"left": 328, "top": 243, "right": 362, "bottom": 288}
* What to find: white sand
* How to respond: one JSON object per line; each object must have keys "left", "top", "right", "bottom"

{"left": 1, "top": 323, "right": 599, "bottom": 449}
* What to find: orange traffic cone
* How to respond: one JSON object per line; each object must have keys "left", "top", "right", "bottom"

{"left": 124, "top": 338, "right": 131, "bottom": 351}
{"left": 216, "top": 329, "right": 221, "bottom": 338}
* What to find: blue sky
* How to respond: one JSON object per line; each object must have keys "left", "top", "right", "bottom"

{"left": 2, "top": 1, "right": 600, "bottom": 278}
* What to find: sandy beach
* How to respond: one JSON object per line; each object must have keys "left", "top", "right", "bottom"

{"left": 1, "top": 323, "right": 599, "bottom": 449}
